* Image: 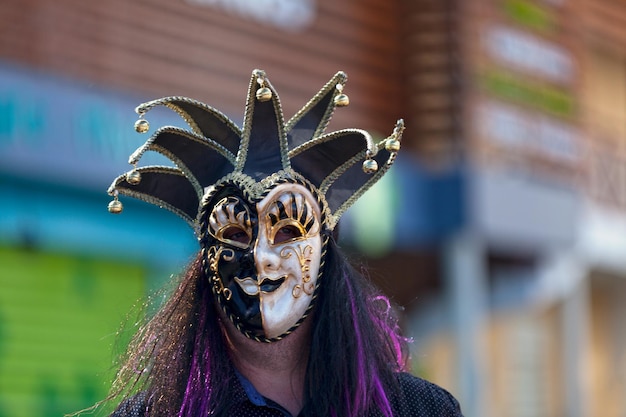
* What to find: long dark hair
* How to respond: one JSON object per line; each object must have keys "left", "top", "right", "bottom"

{"left": 304, "top": 238, "right": 407, "bottom": 416}
{"left": 100, "top": 238, "right": 408, "bottom": 416}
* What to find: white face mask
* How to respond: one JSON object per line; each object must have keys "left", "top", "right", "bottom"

{"left": 253, "top": 183, "right": 322, "bottom": 338}
{"left": 205, "top": 182, "right": 323, "bottom": 340}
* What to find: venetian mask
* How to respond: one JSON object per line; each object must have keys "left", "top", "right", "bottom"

{"left": 201, "top": 182, "right": 324, "bottom": 340}
{"left": 107, "top": 69, "right": 403, "bottom": 342}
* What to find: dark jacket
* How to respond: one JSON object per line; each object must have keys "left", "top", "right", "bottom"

{"left": 111, "top": 371, "right": 463, "bottom": 417}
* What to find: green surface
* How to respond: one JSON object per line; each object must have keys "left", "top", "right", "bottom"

{"left": 503, "top": 0, "right": 555, "bottom": 33}
{"left": 481, "top": 69, "right": 576, "bottom": 117}
{"left": 0, "top": 246, "right": 145, "bottom": 416}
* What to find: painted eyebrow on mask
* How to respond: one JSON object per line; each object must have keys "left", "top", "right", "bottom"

{"left": 267, "top": 192, "right": 316, "bottom": 234}
{"left": 208, "top": 196, "right": 254, "bottom": 246}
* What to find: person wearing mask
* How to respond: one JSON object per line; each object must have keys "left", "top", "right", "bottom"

{"left": 101, "top": 69, "right": 463, "bottom": 417}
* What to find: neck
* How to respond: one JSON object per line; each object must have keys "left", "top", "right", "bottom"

{"left": 222, "top": 320, "right": 312, "bottom": 416}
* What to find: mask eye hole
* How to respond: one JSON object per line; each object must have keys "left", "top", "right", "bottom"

{"left": 222, "top": 226, "right": 251, "bottom": 246}
{"left": 208, "top": 196, "right": 254, "bottom": 249}
{"left": 272, "top": 223, "right": 304, "bottom": 245}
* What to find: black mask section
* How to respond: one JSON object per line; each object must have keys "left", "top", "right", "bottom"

{"left": 200, "top": 185, "right": 264, "bottom": 337}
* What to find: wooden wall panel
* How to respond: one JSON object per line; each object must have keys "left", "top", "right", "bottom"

{"left": 0, "top": 0, "right": 403, "bottom": 135}
{"left": 582, "top": 0, "right": 626, "bottom": 50}
{"left": 399, "top": 0, "right": 460, "bottom": 161}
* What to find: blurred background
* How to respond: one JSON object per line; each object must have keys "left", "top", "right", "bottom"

{"left": 0, "top": 0, "right": 624, "bottom": 416}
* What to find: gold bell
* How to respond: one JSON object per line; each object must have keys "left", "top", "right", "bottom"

{"left": 362, "top": 159, "right": 378, "bottom": 173}
{"left": 334, "top": 83, "right": 349, "bottom": 107}
{"left": 108, "top": 199, "right": 123, "bottom": 214}
{"left": 334, "top": 93, "right": 349, "bottom": 107}
{"left": 256, "top": 87, "right": 272, "bottom": 102}
{"left": 385, "top": 138, "right": 401, "bottom": 152}
{"left": 134, "top": 118, "right": 150, "bottom": 133}
{"left": 126, "top": 169, "right": 142, "bottom": 185}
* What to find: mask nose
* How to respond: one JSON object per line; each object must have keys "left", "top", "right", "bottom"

{"left": 254, "top": 243, "right": 283, "bottom": 274}
{"left": 240, "top": 249, "right": 255, "bottom": 270}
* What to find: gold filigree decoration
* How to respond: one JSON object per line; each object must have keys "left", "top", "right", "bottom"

{"left": 281, "top": 244, "right": 315, "bottom": 298}
{"left": 207, "top": 246, "right": 234, "bottom": 301}
{"left": 208, "top": 196, "right": 253, "bottom": 248}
